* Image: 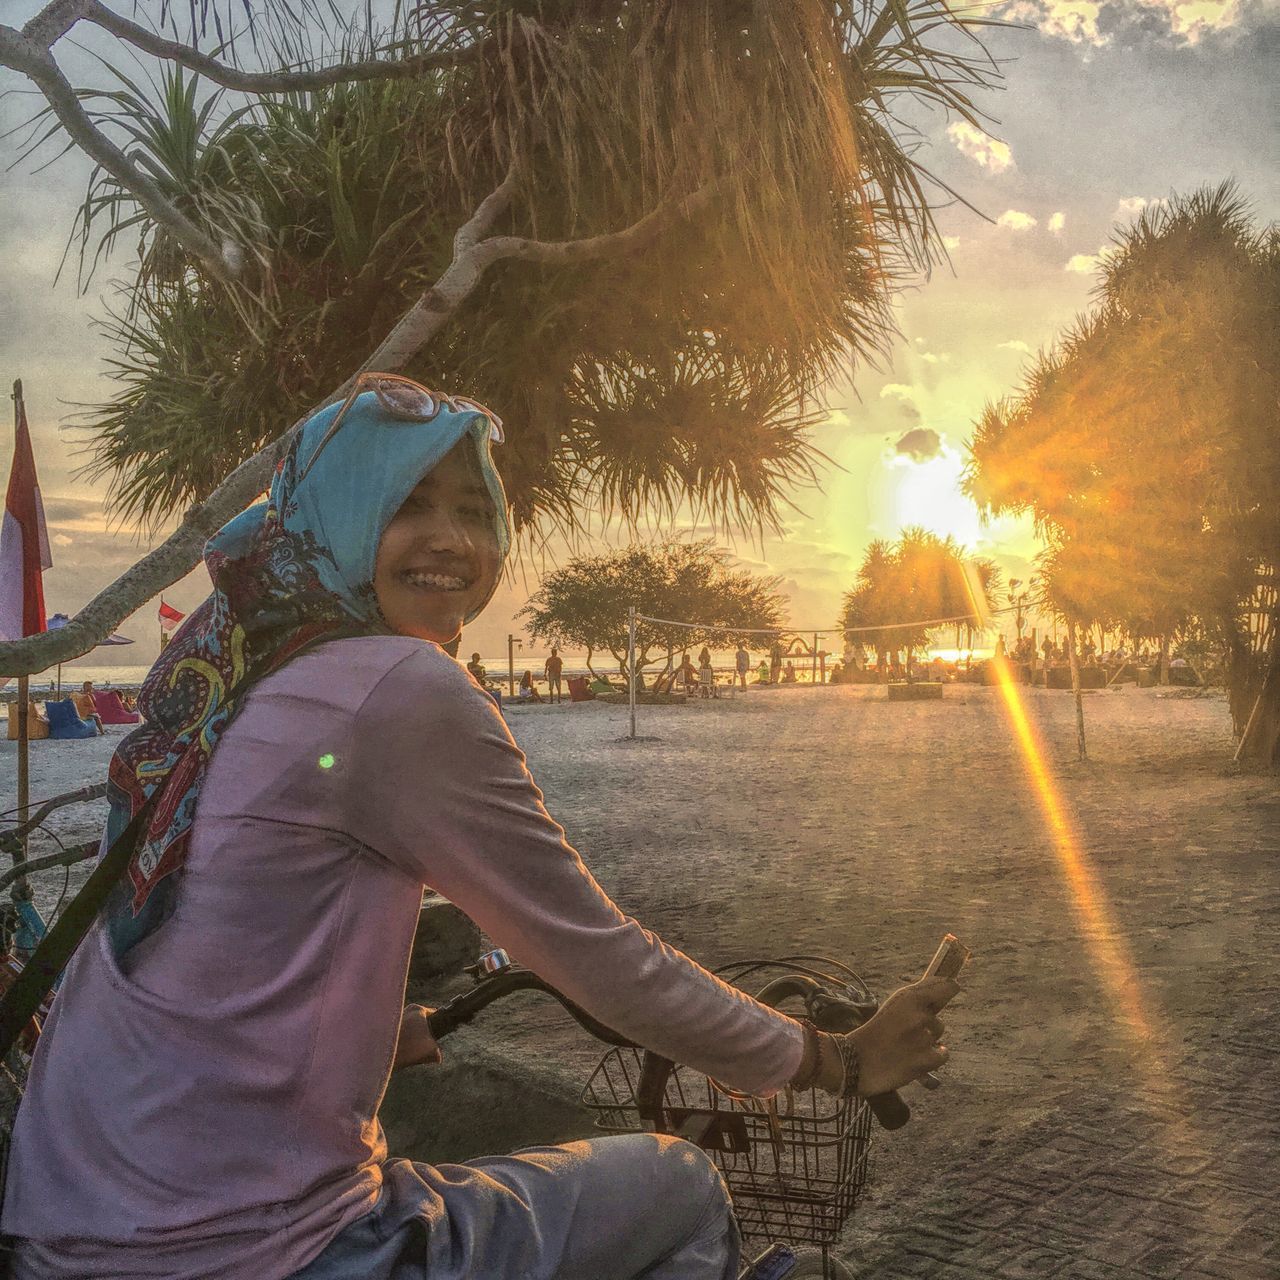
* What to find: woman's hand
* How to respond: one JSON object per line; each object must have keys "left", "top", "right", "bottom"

{"left": 816, "top": 976, "right": 959, "bottom": 1096}
{"left": 393, "top": 1004, "right": 444, "bottom": 1070}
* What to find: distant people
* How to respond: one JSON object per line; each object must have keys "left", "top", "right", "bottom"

{"left": 1040, "top": 636, "right": 1055, "bottom": 665}
{"left": 698, "top": 652, "right": 714, "bottom": 699}
{"left": 518, "top": 670, "right": 543, "bottom": 702}
{"left": 769, "top": 637, "right": 784, "bottom": 685}
{"left": 466, "top": 652, "right": 487, "bottom": 684}
{"left": 544, "top": 647, "right": 564, "bottom": 703}
{"left": 74, "top": 681, "right": 106, "bottom": 735}
{"left": 782, "top": 660, "right": 797, "bottom": 684}
{"left": 828, "top": 661, "right": 844, "bottom": 685}
{"left": 735, "top": 644, "right": 750, "bottom": 690}
{"left": 756, "top": 659, "right": 770, "bottom": 684}
{"left": 994, "top": 636, "right": 1008, "bottom": 659}
{"left": 679, "top": 652, "right": 699, "bottom": 691}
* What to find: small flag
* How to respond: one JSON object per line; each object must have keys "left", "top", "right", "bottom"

{"left": 158, "top": 601, "right": 185, "bottom": 637}
{"left": 0, "top": 388, "right": 52, "bottom": 642}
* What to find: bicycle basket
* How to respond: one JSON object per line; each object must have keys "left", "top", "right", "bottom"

{"left": 582, "top": 1047, "right": 873, "bottom": 1249}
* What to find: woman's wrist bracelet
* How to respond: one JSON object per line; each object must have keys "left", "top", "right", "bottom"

{"left": 834, "top": 1034, "right": 861, "bottom": 1100}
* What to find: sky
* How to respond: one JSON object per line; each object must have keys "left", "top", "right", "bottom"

{"left": 1, "top": 0, "right": 1277, "bottom": 667}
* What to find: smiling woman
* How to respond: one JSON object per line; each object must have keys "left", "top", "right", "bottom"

{"left": 373, "top": 447, "right": 503, "bottom": 645}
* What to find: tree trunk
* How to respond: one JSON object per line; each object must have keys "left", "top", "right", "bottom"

{"left": 1067, "top": 618, "right": 1087, "bottom": 761}
{"left": 1235, "top": 616, "right": 1280, "bottom": 767}
{"left": 1158, "top": 635, "right": 1170, "bottom": 685}
{"left": 585, "top": 646, "right": 601, "bottom": 680}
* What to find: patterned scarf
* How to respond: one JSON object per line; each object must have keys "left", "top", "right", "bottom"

{"left": 102, "top": 391, "right": 509, "bottom": 959}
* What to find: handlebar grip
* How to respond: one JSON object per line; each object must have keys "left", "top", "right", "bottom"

{"left": 866, "top": 1089, "right": 911, "bottom": 1130}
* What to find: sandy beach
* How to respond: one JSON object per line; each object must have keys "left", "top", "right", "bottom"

{"left": 3, "top": 681, "right": 1277, "bottom": 1273}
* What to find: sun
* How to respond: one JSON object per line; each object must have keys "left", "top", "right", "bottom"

{"left": 885, "top": 443, "right": 986, "bottom": 546}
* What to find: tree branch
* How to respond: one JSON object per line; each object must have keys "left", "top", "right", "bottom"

{"left": 0, "top": 22, "right": 239, "bottom": 281}
{"left": 79, "top": 2, "right": 481, "bottom": 94}
{"left": 0, "top": 179, "right": 715, "bottom": 675}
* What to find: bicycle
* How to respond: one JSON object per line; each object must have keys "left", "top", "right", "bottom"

{"left": 426, "top": 950, "right": 900, "bottom": 1280}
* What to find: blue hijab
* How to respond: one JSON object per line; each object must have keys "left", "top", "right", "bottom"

{"left": 103, "top": 392, "right": 509, "bottom": 958}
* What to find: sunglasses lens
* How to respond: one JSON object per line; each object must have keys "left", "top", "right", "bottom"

{"left": 450, "top": 395, "right": 504, "bottom": 444}
{"left": 370, "top": 377, "right": 438, "bottom": 420}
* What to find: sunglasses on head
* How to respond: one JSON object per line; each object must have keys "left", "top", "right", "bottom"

{"left": 296, "top": 373, "right": 504, "bottom": 485}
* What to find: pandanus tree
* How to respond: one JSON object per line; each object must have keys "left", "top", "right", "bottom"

{"left": 0, "top": 0, "right": 1003, "bottom": 676}
{"left": 840, "top": 528, "right": 999, "bottom": 675}
{"left": 966, "top": 185, "right": 1280, "bottom": 764}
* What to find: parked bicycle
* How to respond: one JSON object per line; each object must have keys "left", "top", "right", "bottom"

{"left": 426, "top": 950, "right": 900, "bottom": 1280}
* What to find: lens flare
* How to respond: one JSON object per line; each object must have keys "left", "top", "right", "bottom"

{"left": 964, "top": 543, "right": 1235, "bottom": 1237}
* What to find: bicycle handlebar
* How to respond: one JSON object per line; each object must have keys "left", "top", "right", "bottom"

{"left": 424, "top": 956, "right": 912, "bottom": 1130}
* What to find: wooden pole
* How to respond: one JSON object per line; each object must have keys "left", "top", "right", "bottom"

{"left": 627, "top": 607, "right": 637, "bottom": 739}
{"left": 811, "top": 633, "right": 818, "bottom": 685}
{"left": 507, "top": 634, "right": 516, "bottom": 697}
{"left": 16, "top": 676, "right": 30, "bottom": 866}
{"left": 1067, "top": 618, "right": 1087, "bottom": 761}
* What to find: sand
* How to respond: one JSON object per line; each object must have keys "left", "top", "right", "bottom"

{"left": 3, "top": 682, "right": 1277, "bottom": 1267}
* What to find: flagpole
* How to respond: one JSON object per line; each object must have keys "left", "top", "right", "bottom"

{"left": 12, "top": 382, "right": 30, "bottom": 871}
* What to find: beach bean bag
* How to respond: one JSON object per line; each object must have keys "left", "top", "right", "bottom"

{"left": 567, "top": 675, "right": 595, "bottom": 703}
{"left": 44, "top": 698, "right": 99, "bottom": 740}
{"left": 93, "top": 690, "right": 141, "bottom": 724}
{"left": 6, "top": 702, "right": 49, "bottom": 741}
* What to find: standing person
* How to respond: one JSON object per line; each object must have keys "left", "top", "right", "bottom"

{"left": 769, "top": 636, "right": 784, "bottom": 685}
{"left": 1, "top": 380, "right": 953, "bottom": 1280}
{"left": 544, "top": 646, "right": 564, "bottom": 703}
{"left": 734, "top": 643, "right": 751, "bottom": 690}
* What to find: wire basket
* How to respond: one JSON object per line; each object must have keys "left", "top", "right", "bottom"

{"left": 582, "top": 1047, "right": 873, "bottom": 1249}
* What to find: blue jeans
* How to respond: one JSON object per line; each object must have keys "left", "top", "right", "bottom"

{"left": 289, "top": 1135, "right": 740, "bottom": 1279}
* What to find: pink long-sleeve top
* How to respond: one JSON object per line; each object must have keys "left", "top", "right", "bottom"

{"left": 2, "top": 636, "right": 803, "bottom": 1280}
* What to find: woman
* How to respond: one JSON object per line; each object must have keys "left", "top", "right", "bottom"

{"left": 1, "top": 381, "right": 953, "bottom": 1279}
{"left": 518, "top": 669, "right": 543, "bottom": 702}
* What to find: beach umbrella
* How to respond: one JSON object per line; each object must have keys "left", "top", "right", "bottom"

{"left": 45, "top": 613, "right": 134, "bottom": 698}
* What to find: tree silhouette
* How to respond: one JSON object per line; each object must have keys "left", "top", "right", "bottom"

{"left": 967, "top": 184, "right": 1279, "bottom": 762}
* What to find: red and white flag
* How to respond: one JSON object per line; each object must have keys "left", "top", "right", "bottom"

{"left": 158, "top": 600, "right": 185, "bottom": 635}
{"left": 0, "top": 390, "right": 52, "bottom": 642}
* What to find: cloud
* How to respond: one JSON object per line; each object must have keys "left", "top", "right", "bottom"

{"left": 1001, "top": 0, "right": 1107, "bottom": 43}
{"left": 945, "top": 122, "right": 1014, "bottom": 173}
{"left": 999, "top": 0, "right": 1243, "bottom": 46}
{"left": 879, "top": 384, "right": 922, "bottom": 422}
{"left": 41, "top": 495, "right": 104, "bottom": 524}
{"left": 895, "top": 428, "right": 943, "bottom": 462}
{"left": 1065, "top": 244, "right": 1113, "bottom": 273}
{"left": 998, "top": 339, "right": 1032, "bottom": 353}
{"left": 1048, "top": 212, "right": 1066, "bottom": 234}
{"left": 1116, "top": 196, "right": 1150, "bottom": 217}
{"left": 52, "top": 533, "right": 74, "bottom": 547}
{"left": 997, "top": 210, "right": 1038, "bottom": 231}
